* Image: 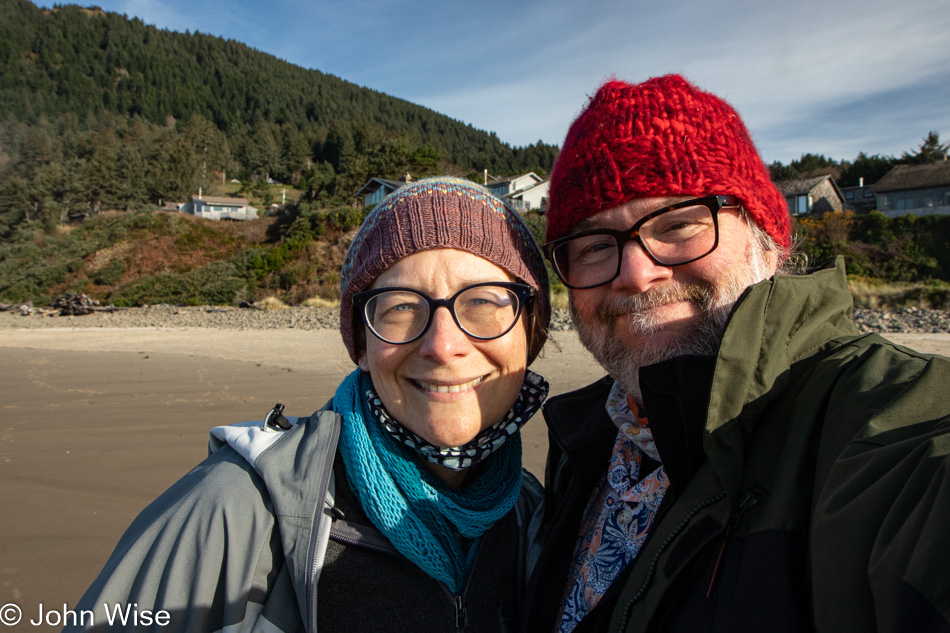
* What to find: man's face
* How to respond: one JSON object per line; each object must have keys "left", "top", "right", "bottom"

{"left": 568, "top": 196, "right": 779, "bottom": 400}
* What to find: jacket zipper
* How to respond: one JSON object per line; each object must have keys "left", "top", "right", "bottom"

{"left": 454, "top": 594, "right": 469, "bottom": 632}
{"left": 445, "top": 527, "right": 498, "bottom": 633}
{"left": 616, "top": 488, "right": 727, "bottom": 630}
{"left": 705, "top": 488, "right": 762, "bottom": 598}
{"left": 307, "top": 416, "right": 342, "bottom": 633}
{"left": 326, "top": 518, "right": 401, "bottom": 556}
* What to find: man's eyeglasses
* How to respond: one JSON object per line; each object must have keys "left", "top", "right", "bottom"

{"left": 543, "top": 195, "right": 739, "bottom": 289}
{"left": 353, "top": 282, "right": 534, "bottom": 345}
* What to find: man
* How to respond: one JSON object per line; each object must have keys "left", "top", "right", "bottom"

{"left": 522, "top": 75, "right": 950, "bottom": 632}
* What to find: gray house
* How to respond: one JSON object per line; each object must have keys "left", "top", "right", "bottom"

{"left": 356, "top": 175, "right": 410, "bottom": 207}
{"left": 871, "top": 162, "right": 950, "bottom": 217}
{"left": 775, "top": 175, "right": 845, "bottom": 216}
{"left": 839, "top": 179, "right": 877, "bottom": 214}
{"left": 179, "top": 196, "right": 258, "bottom": 221}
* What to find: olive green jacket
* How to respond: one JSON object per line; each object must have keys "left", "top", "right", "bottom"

{"left": 524, "top": 259, "right": 950, "bottom": 632}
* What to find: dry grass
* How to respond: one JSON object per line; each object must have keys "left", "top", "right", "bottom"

{"left": 550, "top": 286, "right": 570, "bottom": 310}
{"left": 849, "top": 277, "right": 950, "bottom": 310}
{"left": 301, "top": 296, "right": 340, "bottom": 308}
{"left": 255, "top": 296, "right": 290, "bottom": 310}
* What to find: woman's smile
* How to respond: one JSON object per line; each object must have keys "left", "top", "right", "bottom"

{"left": 411, "top": 374, "right": 488, "bottom": 394}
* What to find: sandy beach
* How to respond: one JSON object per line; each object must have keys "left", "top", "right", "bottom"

{"left": 1, "top": 325, "right": 948, "bottom": 630}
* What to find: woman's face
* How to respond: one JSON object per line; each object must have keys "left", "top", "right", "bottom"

{"left": 358, "top": 249, "right": 529, "bottom": 448}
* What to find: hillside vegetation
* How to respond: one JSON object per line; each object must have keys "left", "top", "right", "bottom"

{"left": 0, "top": 206, "right": 362, "bottom": 307}
{"left": 1, "top": 1, "right": 949, "bottom": 310}
{"left": 3, "top": 207, "right": 950, "bottom": 310}
{"left": 0, "top": 0, "right": 557, "bottom": 238}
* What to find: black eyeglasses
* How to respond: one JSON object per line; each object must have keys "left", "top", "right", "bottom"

{"left": 543, "top": 195, "right": 739, "bottom": 289}
{"left": 353, "top": 282, "right": 534, "bottom": 345}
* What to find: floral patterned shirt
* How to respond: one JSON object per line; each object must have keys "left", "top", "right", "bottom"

{"left": 555, "top": 382, "right": 670, "bottom": 633}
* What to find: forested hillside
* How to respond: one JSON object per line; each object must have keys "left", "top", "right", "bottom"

{"left": 2, "top": 0, "right": 950, "bottom": 310}
{"left": 0, "top": 0, "right": 557, "bottom": 237}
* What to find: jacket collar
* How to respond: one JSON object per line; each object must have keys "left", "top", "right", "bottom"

{"left": 640, "top": 355, "right": 716, "bottom": 494}
{"left": 703, "top": 257, "right": 859, "bottom": 500}
{"left": 545, "top": 258, "right": 861, "bottom": 501}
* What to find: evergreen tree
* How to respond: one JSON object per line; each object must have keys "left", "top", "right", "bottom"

{"left": 838, "top": 153, "right": 897, "bottom": 187}
{"left": 0, "top": 0, "right": 560, "bottom": 239}
{"left": 902, "top": 131, "right": 948, "bottom": 164}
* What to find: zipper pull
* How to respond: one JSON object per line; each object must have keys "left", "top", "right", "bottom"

{"left": 706, "top": 489, "right": 762, "bottom": 598}
{"left": 454, "top": 594, "right": 469, "bottom": 632}
{"left": 263, "top": 403, "right": 292, "bottom": 431}
{"left": 736, "top": 489, "right": 761, "bottom": 516}
{"left": 324, "top": 499, "right": 345, "bottom": 520}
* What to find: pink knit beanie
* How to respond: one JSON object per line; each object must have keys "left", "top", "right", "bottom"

{"left": 545, "top": 75, "right": 791, "bottom": 248}
{"left": 340, "top": 177, "right": 550, "bottom": 364}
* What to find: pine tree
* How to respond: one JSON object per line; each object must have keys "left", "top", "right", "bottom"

{"left": 902, "top": 131, "right": 948, "bottom": 164}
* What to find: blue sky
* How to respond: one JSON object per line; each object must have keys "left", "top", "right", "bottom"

{"left": 37, "top": 0, "right": 950, "bottom": 164}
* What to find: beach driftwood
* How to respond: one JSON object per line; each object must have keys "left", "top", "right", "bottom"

{"left": 0, "top": 295, "right": 126, "bottom": 315}
{"left": 51, "top": 293, "right": 126, "bottom": 316}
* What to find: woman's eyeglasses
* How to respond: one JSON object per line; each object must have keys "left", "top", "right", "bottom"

{"left": 353, "top": 282, "right": 534, "bottom": 345}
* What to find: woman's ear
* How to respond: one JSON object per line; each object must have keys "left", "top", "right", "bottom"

{"left": 358, "top": 353, "right": 369, "bottom": 372}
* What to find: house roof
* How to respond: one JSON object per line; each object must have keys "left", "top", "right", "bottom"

{"left": 488, "top": 172, "right": 541, "bottom": 186}
{"left": 774, "top": 175, "right": 832, "bottom": 196}
{"left": 355, "top": 178, "right": 404, "bottom": 197}
{"left": 871, "top": 162, "right": 950, "bottom": 192}
{"left": 192, "top": 196, "right": 249, "bottom": 205}
{"left": 506, "top": 179, "right": 550, "bottom": 199}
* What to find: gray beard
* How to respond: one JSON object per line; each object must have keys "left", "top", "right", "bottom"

{"left": 571, "top": 264, "right": 767, "bottom": 404}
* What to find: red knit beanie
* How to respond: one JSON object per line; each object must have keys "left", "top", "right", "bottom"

{"left": 339, "top": 177, "right": 550, "bottom": 364}
{"left": 545, "top": 75, "right": 790, "bottom": 249}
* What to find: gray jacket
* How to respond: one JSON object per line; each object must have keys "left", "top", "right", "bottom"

{"left": 66, "top": 405, "right": 543, "bottom": 632}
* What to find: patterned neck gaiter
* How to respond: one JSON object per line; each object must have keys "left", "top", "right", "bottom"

{"left": 365, "top": 369, "right": 549, "bottom": 471}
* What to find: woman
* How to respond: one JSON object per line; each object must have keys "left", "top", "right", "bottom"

{"left": 66, "top": 177, "right": 551, "bottom": 633}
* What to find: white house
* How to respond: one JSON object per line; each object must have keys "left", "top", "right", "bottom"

{"left": 486, "top": 172, "right": 549, "bottom": 212}
{"left": 180, "top": 196, "right": 259, "bottom": 221}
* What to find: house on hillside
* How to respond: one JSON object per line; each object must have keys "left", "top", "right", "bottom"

{"left": 354, "top": 171, "right": 550, "bottom": 211}
{"left": 356, "top": 174, "right": 412, "bottom": 207}
{"left": 486, "top": 172, "right": 549, "bottom": 212}
{"left": 180, "top": 196, "right": 258, "bottom": 221}
{"left": 871, "top": 162, "right": 950, "bottom": 217}
{"left": 775, "top": 175, "right": 844, "bottom": 216}
{"left": 839, "top": 178, "right": 877, "bottom": 214}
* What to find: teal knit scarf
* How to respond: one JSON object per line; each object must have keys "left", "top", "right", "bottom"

{"left": 335, "top": 369, "right": 523, "bottom": 593}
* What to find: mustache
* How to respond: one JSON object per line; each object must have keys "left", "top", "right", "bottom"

{"left": 594, "top": 283, "right": 713, "bottom": 321}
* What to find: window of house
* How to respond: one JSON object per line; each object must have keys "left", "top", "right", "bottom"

{"left": 786, "top": 195, "right": 809, "bottom": 215}
{"left": 845, "top": 191, "right": 854, "bottom": 199}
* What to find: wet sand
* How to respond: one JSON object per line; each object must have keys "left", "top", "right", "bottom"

{"left": 0, "top": 327, "right": 947, "bottom": 629}
{"left": 0, "top": 327, "right": 604, "bottom": 627}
